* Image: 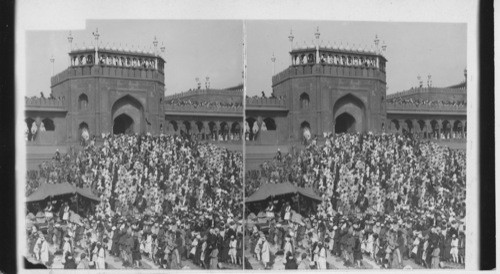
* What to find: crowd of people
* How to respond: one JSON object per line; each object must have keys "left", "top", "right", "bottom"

{"left": 166, "top": 99, "right": 242, "bottom": 110}
{"left": 386, "top": 97, "right": 466, "bottom": 108}
{"left": 245, "top": 132, "right": 466, "bottom": 269}
{"left": 26, "top": 133, "right": 244, "bottom": 269}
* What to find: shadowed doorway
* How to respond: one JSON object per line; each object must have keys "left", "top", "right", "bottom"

{"left": 113, "top": 114, "right": 134, "bottom": 134}
{"left": 335, "top": 113, "right": 356, "bottom": 133}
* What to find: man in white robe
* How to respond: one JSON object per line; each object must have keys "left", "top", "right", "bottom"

{"left": 261, "top": 237, "right": 271, "bottom": 269}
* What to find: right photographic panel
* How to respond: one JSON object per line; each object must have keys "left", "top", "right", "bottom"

{"left": 244, "top": 21, "right": 467, "bottom": 270}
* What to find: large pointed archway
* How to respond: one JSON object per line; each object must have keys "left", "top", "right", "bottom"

{"left": 111, "top": 95, "right": 144, "bottom": 135}
{"left": 332, "top": 94, "right": 366, "bottom": 133}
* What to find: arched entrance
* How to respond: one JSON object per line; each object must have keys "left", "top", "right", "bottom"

{"left": 113, "top": 114, "right": 134, "bottom": 134}
{"left": 335, "top": 113, "right": 356, "bottom": 133}
{"left": 332, "top": 94, "right": 366, "bottom": 133}
{"left": 111, "top": 95, "right": 144, "bottom": 135}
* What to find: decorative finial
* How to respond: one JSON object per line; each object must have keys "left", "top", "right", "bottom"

{"left": 271, "top": 52, "right": 276, "bottom": 63}
{"left": 153, "top": 36, "right": 158, "bottom": 48}
{"left": 67, "top": 31, "right": 73, "bottom": 44}
{"left": 374, "top": 34, "right": 379, "bottom": 47}
{"left": 50, "top": 55, "right": 55, "bottom": 76}
{"left": 92, "top": 28, "right": 100, "bottom": 40}
{"left": 288, "top": 29, "right": 294, "bottom": 42}
{"left": 381, "top": 40, "right": 387, "bottom": 52}
{"left": 314, "top": 26, "right": 320, "bottom": 40}
{"left": 160, "top": 42, "right": 165, "bottom": 54}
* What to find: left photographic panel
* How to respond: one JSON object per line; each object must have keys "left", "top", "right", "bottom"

{"left": 22, "top": 20, "right": 245, "bottom": 270}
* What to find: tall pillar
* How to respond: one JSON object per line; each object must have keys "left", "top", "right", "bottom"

{"left": 238, "top": 121, "right": 243, "bottom": 139}
{"left": 461, "top": 120, "right": 466, "bottom": 138}
{"left": 398, "top": 119, "right": 405, "bottom": 134}
{"left": 215, "top": 121, "right": 221, "bottom": 141}
{"left": 203, "top": 121, "right": 210, "bottom": 140}
{"left": 436, "top": 120, "right": 442, "bottom": 139}
{"left": 425, "top": 120, "right": 431, "bottom": 139}
{"left": 190, "top": 121, "right": 197, "bottom": 139}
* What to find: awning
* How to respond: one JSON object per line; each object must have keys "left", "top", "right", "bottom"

{"left": 26, "top": 182, "right": 100, "bottom": 203}
{"left": 245, "top": 181, "right": 322, "bottom": 203}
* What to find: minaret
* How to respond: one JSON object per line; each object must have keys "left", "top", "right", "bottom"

{"left": 196, "top": 77, "right": 201, "bottom": 90}
{"left": 314, "top": 27, "right": 320, "bottom": 64}
{"left": 271, "top": 52, "right": 276, "bottom": 75}
{"left": 374, "top": 34, "right": 380, "bottom": 68}
{"left": 50, "top": 55, "right": 55, "bottom": 76}
{"left": 153, "top": 36, "right": 158, "bottom": 70}
{"left": 92, "top": 28, "right": 100, "bottom": 64}
{"left": 288, "top": 29, "right": 294, "bottom": 65}
{"left": 67, "top": 31, "right": 73, "bottom": 66}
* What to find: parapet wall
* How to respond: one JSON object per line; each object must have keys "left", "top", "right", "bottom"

{"left": 272, "top": 64, "right": 386, "bottom": 86}
{"left": 386, "top": 87, "right": 466, "bottom": 99}
{"left": 50, "top": 65, "right": 165, "bottom": 87}
{"left": 25, "top": 97, "right": 66, "bottom": 109}
{"left": 164, "top": 88, "right": 243, "bottom": 101}
{"left": 246, "top": 97, "right": 287, "bottom": 107}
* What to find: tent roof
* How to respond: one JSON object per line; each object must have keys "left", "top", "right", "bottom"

{"left": 26, "top": 182, "right": 100, "bottom": 203}
{"left": 245, "top": 182, "right": 322, "bottom": 203}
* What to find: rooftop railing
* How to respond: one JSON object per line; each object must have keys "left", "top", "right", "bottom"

{"left": 25, "top": 97, "right": 66, "bottom": 109}
{"left": 386, "top": 87, "right": 466, "bottom": 99}
{"left": 164, "top": 104, "right": 243, "bottom": 113}
{"left": 386, "top": 102, "right": 467, "bottom": 112}
{"left": 164, "top": 88, "right": 243, "bottom": 101}
{"left": 246, "top": 97, "right": 287, "bottom": 107}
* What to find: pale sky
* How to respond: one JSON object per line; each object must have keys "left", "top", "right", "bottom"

{"left": 246, "top": 21, "right": 466, "bottom": 96}
{"left": 25, "top": 20, "right": 244, "bottom": 97}
{"left": 24, "top": 20, "right": 466, "bottom": 98}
